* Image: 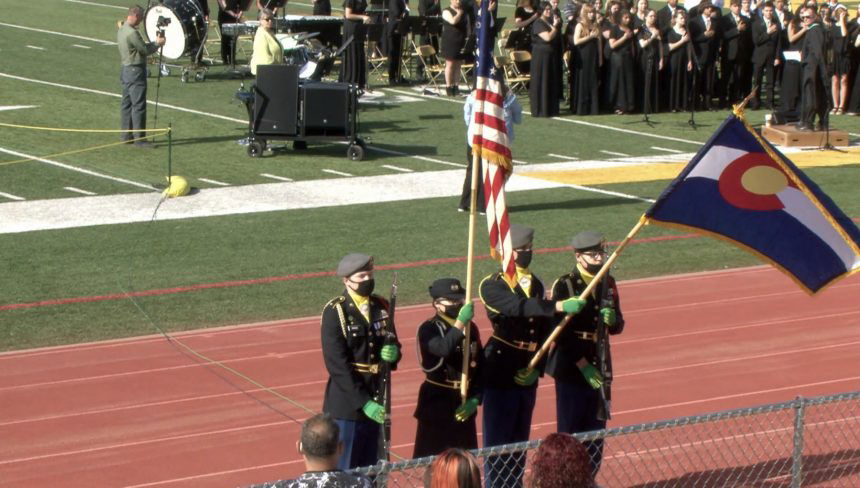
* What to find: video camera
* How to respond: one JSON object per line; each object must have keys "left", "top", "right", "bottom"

{"left": 156, "top": 15, "right": 171, "bottom": 36}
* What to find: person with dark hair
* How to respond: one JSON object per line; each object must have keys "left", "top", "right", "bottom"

{"left": 527, "top": 433, "right": 595, "bottom": 488}
{"left": 751, "top": 1, "right": 782, "bottom": 109}
{"left": 217, "top": 0, "right": 245, "bottom": 66}
{"left": 530, "top": 1, "right": 563, "bottom": 116}
{"left": 479, "top": 224, "right": 587, "bottom": 488}
{"left": 320, "top": 253, "right": 402, "bottom": 470}
{"left": 514, "top": 0, "right": 541, "bottom": 52}
{"left": 780, "top": 6, "right": 808, "bottom": 114}
{"left": 638, "top": 8, "right": 664, "bottom": 113}
{"left": 340, "top": 0, "right": 372, "bottom": 90}
{"left": 314, "top": 0, "right": 333, "bottom": 15}
{"left": 569, "top": 3, "right": 602, "bottom": 114}
{"left": 667, "top": 8, "right": 693, "bottom": 111}
{"left": 249, "top": 414, "right": 372, "bottom": 488}
{"left": 829, "top": 5, "right": 850, "bottom": 113}
{"left": 689, "top": 2, "right": 720, "bottom": 110}
{"left": 547, "top": 231, "right": 624, "bottom": 477}
{"left": 117, "top": 5, "right": 165, "bottom": 148}
{"left": 413, "top": 279, "right": 483, "bottom": 458}
{"left": 607, "top": 9, "right": 636, "bottom": 114}
{"left": 441, "top": 0, "right": 472, "bottom": 96}
{"left": 425, "top": 448, "right": 482, "bottom": 488}
{"left": 798, "top": 6, "right": 832, "bottom": 130}
{"left": 720, "top": 0, "right": 754, "bottom": 106}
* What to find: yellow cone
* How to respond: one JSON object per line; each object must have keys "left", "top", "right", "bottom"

{"left": 163, "top": 175, "right": 190, "bottom": 198}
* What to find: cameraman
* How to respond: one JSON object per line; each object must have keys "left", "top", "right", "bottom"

{"left": 117, "top": 5, "right": 165, "bottom": 148}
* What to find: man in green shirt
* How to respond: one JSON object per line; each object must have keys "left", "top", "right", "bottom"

{"left": 117, "top": 5, "right": 165, "bottom": 148}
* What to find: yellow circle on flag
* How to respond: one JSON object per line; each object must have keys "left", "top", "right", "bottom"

{"left": 741, "top": 166, "right": 788, "bottom": 196}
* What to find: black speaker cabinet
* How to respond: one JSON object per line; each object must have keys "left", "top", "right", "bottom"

{"left": 301, "top": 82, "right": 350, "bottom": 136}
{"left": 254, "top": 65, "right": 300, "bottom": 136}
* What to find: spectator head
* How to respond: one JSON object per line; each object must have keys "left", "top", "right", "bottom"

{"left": 297, "top": 414, "right": 342, "bottom": 468}
{"left": 528, "top": 433, "right": 594, "bottom": 488}
{"left": 127, "top": 5, "right": 144, "bottom": 25}
{"left": 425, "top": 448, "right": 481, "bottom": 488}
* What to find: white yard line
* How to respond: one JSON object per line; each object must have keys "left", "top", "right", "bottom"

{"left": 512, "top": 159, "right": 528, "bottom": 165}
{"left": 259, "top": 173, "right": 293, "bottom": 182}
{"left": 26, "top": 45, "right": 46, "bottom": 51}
{"left": 599, "top": 149, "right": 630, "bottom": 157}
{"left": 556, "top": 182, "right": 656, "bottom": 203}
{"left": 651, "top": 146, "right": 684, "bottom": 154}
{"left": 380, "top": 165, "right": 413, "bottom": 173}
{"left": 0, "top": 147, "right": 156, "bottom": 191}
{"left": 0, "top": 191, "right": 25, "bottom": 201}
{"left": 551, "top": 115, "right": 702, "bottom": 145}
{"left": 0, "top": 105, "right": 37, "bottom": 112}
{"left": 197, "top": 178, "right": 230, "bottom": 186}
{"left": 0, "top": 22, "right": 116, "bottom": 46}
{"left": 64, "top": 0, "right": 127, "bottom": 9}
{"left": 64, "top": 187, "right": 97, "bottom": 196}
{"left": 322, "top": 169, "right": 353, "bottom": 177}
{"left": 548, "top": 153, "right": 579, "bottom": 160}
{"left": 71, "top": 44, "right": 91, "bottom": 49}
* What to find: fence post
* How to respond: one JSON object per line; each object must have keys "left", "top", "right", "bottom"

{"left": 790, "top": 396, "right": 806, "bottom": 488}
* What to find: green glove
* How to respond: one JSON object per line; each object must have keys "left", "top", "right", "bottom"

{"left": 514, "top": 367, "right": 539, "bottom": 386}
{"left": 380, "top": 344, "right": 400, "bottom": 363}
{"left": 562, "top": 297, "right": 587, "bottom": 315}
{"left": 457, "top": 303, "right": 474, "bottom": 323}
{"left": 454, "top": 397, "right": 479, "bottom": 422}
{"left": 579, "top": 363, "right": 603, "bottom": 390}
{"left": 600, "top": 307, "right": 616, "bottom": 326}
{"left": 362, "top": 400, "right": 385, "bottom": 424}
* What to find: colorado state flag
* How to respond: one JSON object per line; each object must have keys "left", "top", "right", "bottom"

{"left": 645, "top": 115, "right": 860, "bottom": 294}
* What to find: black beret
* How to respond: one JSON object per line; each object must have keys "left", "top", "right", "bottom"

{"left": 429, "top": 278, "right": 466, "bottom": 300}
{"left": 510, "top": 224, "right": 534, "bottom": 249}
{"left": 336, "top": 253, "right": 373, "bottom": 277}
{"left": 571, "top": 231, "right": 605, "bottom": 251}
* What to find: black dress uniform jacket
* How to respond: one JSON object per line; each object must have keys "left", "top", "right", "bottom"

{"left": 321, "top": 291, "right": 401, "bottom": 420}
{"left": 546, "top": 268, "right": 624, "bottom": 394}
{"left": 479, "top": 272, "right": 554, "bottom": 390}
{"left": 414, "top": 317, "right": 483, "bottom": 423}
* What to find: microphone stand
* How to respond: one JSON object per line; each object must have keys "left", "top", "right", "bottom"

{"left": 687, "top": 38, "right": 698, "bottom": 129}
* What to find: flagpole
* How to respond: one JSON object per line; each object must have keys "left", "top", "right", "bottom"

{"left": 461, "top": 148, "right": 482, "bottom": 403}
{"left": 527, "top": 216, "right": 648, "bottom": 370}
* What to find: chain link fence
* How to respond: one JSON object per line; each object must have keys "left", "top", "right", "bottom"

{"left": 351, "top": 390, "right": 860, "bottom": 487}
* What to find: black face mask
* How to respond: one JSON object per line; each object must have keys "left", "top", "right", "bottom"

{"left": 515, "top": 250, "right": 533, "bottom": 268}
{"left": 583, "top": 262, "right": 603, "bottom": 274}
{"left": 351, "top": 278, "right": 375, "bottom": 297}
{"left": 443, "top": 304, "right": 464, "bottom": 319}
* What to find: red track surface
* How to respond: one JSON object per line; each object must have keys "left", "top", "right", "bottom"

{"left": 1, "top": 266, "right": 859, "bottom": 487}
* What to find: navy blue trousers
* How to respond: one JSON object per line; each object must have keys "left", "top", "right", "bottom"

{"left": 334, "top": 418, "right": 380, "bottom": 470}
{"left": 482, "top": 386, "right": 537, "bottom": 488}
{"left": 555, "top": 380, "right": 606, "bottom": 476}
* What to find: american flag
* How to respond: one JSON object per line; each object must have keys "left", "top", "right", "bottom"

{"left": 472, "top": 1, "right": 516, "bottom": 287}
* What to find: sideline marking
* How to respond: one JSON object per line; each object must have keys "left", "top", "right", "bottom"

{"left": 26, "top": 45, "right": 46, "bottom": 51}
{"left": 198, "top": 178, "right": 229, "bottom": 186}
{"left": 71, "top": 44, "right": 91, "bottom": 49}
{"left": 651, "top": 146, "right": 684, "bottom": 153}
{"left": 259, "top": 173, "right": 293, "bottom": 182}
{"left": 0, "top": 147, "right": 156, "bottom": 191}
{"left": 65, "top": 0, "right": 128, "bottom": 9}
{"left": 381, "top": 164, "right": 413, "bottom": 173}
{"left": 0, "top": 105, "right": 37, "bottom": 112}
{"left": 512, "top": 159, "right": 529, "bottom": 165}
{"left": 0, "top": 190, "right": 25, "bottom": 201}
{"left": 548, "top": 153, "right": 579, "bottom": 160}
{"left": 64, "top": 187, "right": 97, "bottom": 196}
{"left": 0, "top": 22, "right": 116, "bottom": 46}
{"left": 600, "top": 149, "right": 630, "bottom": 157}
{"left": 552, "top": 115, "right": 702, "bottom": 145}
{"left": 322, "top": 169, "right": 353, "bottom": 177}
{"left": 557, "top": 182, "right": 655, "bottom": 203}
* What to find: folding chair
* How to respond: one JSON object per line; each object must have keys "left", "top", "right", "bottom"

{"left": 496, "top": 55, "right": 529, "bottom": 93}
{"left": 415, "top": 44, "right": 445, "bottom": 94}
{"left": 507, "top": 50, "right": 531, "bottom": 92}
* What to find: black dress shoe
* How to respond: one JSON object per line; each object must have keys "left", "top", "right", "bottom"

{"left": 134, "top": 140, "right": 156, "bottom": 149}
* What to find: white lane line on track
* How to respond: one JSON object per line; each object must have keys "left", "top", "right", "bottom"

{"left": 548, "top": 153, "right": 579, "bottom": 160}
{"left": 0, "top": 190, "right": 25, "bottom": 201}
{"left": 123, "top": 459, "right": 306, "bottom": 488}
{"left": 651, "top": 146, "right": 684, "bottom": 153}
{"left": 322, "top": 169, "right": 354, "bottom": 177}
{"left": 26, "top": 45, "right": 46, "bottom": 50}
{"left": 0, "top": 147, "right": 156, "bottom": 191}
{"left": 259, "top": 173, "right": 293, "bottom": 182}
{"left": 599, "top": 149, "right": 630, "bottom": 157}
{"left": 197, "top": 177, "right": 230, "bottom": 186}
{"left": 0, "top": 22, "right": 116, "bottom": 45}
{"left": 63, "top": 186, "right": 96, "bottom": 196}
{"left": 380, "top": 164, "right": 413, "bottom": 173}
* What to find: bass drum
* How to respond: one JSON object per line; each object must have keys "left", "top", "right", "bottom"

{"left": 145, "top": 0, "right": 207, "bottom": 60}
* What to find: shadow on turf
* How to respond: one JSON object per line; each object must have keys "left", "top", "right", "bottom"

{"left": 509, "top": 197, "right": 642, "bottom": 212}
{"left": 626, "top": 449, "right": 860, "bottom": 488}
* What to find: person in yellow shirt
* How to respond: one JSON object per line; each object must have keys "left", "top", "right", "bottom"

{"left": 250, "top": 9, "right": 285, "bottom": 75}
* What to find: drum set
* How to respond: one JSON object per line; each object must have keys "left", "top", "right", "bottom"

{"left": 144, "top": 0, "right": 209, "bottom": 81}
{"left": 276, "top": 32, "right": 336, "bottom": 82}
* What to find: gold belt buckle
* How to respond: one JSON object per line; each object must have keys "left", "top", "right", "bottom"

{"left": 527, "top": 342, "right": 537, "bottom": 352}
{"left": 368, "top": 363, "right": 380, "bottom": 374}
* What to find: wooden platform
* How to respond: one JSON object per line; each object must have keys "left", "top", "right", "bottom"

{"left": 761, "top": 124, "right": 850, "bottom": 147}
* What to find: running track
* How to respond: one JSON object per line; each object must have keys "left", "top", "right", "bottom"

{"left": 1, "top": 266, "right": 859, "bottom": 487}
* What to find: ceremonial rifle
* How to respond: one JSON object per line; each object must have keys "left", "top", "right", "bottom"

{"left": 595, "top": 275, "right": 613, "bottom": 422}
{"left": 377, "top": 272, "right": 398, "bottom": 463}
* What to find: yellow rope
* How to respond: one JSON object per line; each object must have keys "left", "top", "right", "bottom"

{"left": 0, "top": 122, "right": 171, "bottom": 133}
{"left": 0, "top": 131, "right": 169, "bottom": 167}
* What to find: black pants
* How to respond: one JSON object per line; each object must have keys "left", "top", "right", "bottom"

{"left": 386, "top": 26, "right": 403, "bottom": 83}
{"left": 800, "top": 64, "right": 829, "bottom": 128}
{"left": 752, "top": 57, "right": 775, "bottom": 109}
{"left": 460, "top": 145, "right": 486, "bottom": 212}
{"left": 218, "top": 11, "right": 237, "bottom": 65}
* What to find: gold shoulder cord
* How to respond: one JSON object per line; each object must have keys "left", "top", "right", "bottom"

{"left": 325, "top": 296, "right": 349, "bottom": 339}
